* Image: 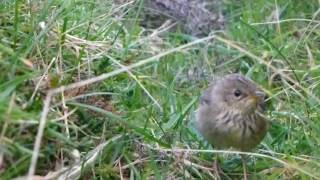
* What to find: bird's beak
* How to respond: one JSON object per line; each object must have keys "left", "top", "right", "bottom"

{"left": 249, "top": 95, "right": 257, "bottom": 107}
{"left": 249, "top": 91, "right": 264, "bottom": 107}
{"left": 254, "top": 91, "right": 265, "bottom": 99}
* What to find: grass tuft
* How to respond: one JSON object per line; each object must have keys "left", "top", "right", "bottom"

{"left": 0, "top": 0, "right": 320, "bottom": 179}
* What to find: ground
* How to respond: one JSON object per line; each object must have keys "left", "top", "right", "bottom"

{"left": 0, "top": 0, "right": 320, "bottom": 179}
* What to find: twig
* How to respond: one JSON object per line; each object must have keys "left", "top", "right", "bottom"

{"left": 143, "top": 146, "right": 318, "bottom": 179}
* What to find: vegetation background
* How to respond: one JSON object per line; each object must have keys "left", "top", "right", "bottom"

{"left": 1, "top": 0, "right": 320, "bottom": 179}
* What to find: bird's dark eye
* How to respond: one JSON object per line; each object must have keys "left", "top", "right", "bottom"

{"left": 234, "top": 89, "right": 242, "bottom": 97}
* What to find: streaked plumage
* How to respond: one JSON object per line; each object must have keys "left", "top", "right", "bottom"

{"left": 196, "top": 74, "right": 268, "bottom": 151}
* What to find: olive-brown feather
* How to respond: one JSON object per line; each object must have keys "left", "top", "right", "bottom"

{"left": 196, "top": 74, "right": 268, "bottom": 151}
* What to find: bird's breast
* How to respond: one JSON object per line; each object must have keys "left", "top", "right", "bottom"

{"left": 196, "top": 107, "right": 267, "bottom": 151}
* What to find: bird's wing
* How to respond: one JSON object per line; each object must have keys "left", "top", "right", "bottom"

{"left": 200, "top": 88, "right": 211, "bottom": 105}
{"left": 199, "top": 76, "right": 220, "bottom": 105}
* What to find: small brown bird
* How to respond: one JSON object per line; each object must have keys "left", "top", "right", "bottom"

{"left": 196, "top": 74, "right": 268, "bottom": 179}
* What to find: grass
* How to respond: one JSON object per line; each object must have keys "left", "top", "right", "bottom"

{"left": 1, "top": 0, "right": 320, "bottom": 179}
